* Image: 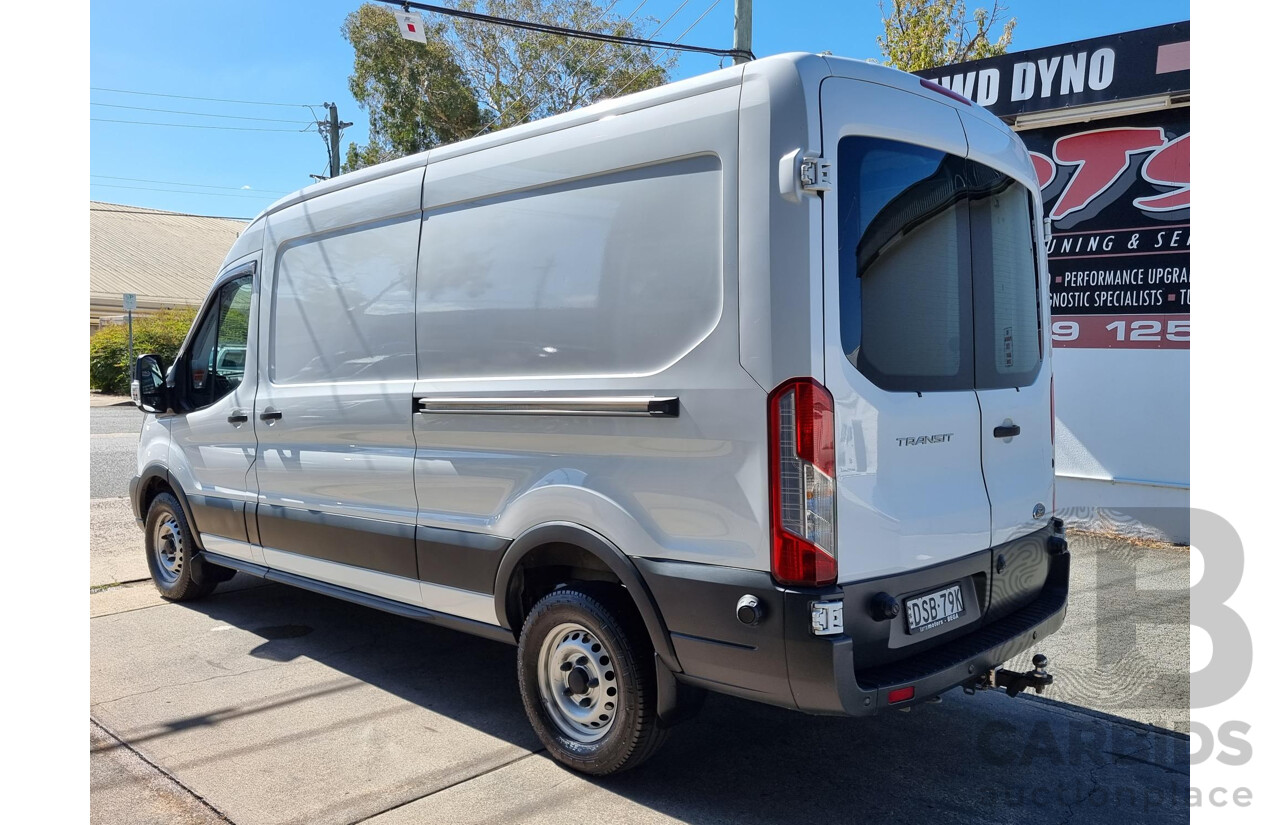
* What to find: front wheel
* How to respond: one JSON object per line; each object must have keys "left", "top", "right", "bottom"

{"left": 517, "top": 585, "right": 668, "bottom": 775}
{"left": 144, "top": 492, "right": 220, "bottom": 601}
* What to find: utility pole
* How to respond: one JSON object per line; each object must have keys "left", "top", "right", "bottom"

{"left": 733, "top": 0, "right": 752, "bottom": 65}
{"left": 317, "top": 102, "right": 353, "bottom": 179}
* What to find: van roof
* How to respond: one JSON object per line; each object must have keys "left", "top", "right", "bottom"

{"left": 244, "top": 52, "right": 1010, "bottom": 230}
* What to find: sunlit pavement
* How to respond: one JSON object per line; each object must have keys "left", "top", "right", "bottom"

{"left": 90, "top": 574, "right": 1188, "bottom": 825}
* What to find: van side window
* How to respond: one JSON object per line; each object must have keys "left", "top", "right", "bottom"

{"left": 269, "top": 217, "right": 418, "bottom": 385}
{"left": 186, "top": 275, "right": 253, "bottom": 409}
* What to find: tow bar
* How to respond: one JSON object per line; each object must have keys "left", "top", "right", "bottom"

{"left": 971, "top": 654, "right": 1054, "bottom": 698}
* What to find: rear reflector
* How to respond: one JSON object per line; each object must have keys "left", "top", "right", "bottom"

{"left": 887, "top": 686, "right": 916, "bottom": 704}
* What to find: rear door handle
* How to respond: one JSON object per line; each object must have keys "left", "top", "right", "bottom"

{"left": 260, "top": 410, "right": 283, "bottom": 422}
{"left": 227, "top": 410, "right": 249, "bottom": 424}
{"left": 993, "top": 424, "right": 1021, "bottom": 438}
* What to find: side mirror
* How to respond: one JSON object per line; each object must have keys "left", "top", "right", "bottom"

{"left": 131, "top": 354, "right": 170, "bottom": 414}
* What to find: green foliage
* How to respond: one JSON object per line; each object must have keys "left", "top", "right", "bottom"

{"left": 342, "top": 3, "right": 484, "bottom": 161}
{"left": 89, "top": 307, "right": 198, "bottom": 395}
{"left": 877, "top": 1, "right": 1016, "bottom": 73}
{"left": 341, "top": 1, "right": 676, "bottom": 171}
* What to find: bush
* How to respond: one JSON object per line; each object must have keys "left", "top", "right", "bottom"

{"left": 90, "top": 306, "right": 199, "bottom": 394}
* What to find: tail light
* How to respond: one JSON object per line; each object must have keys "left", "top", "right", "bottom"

{"left": 769, "top": 378, "right": 837, "bottom": 586}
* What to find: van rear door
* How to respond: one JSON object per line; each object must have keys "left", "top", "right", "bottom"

{"left": 961, "top": 114, "right": 1055, "bottom": 548}
{"left": 819, "top": 78, "right": 991, "bottom": 583}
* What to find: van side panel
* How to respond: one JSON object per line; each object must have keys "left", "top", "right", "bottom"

{"left": 736, "top": 55, "right": 830, "bottom": 393}
{"left": 410, "top": 84, "right": 771, "bottom": 585}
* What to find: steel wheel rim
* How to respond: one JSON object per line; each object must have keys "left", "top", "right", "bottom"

{"left": 537, "top": 622, "right": 619, "bottom": 743}
{"left": 153, "top": 515, "right": 183, "bottom": 584}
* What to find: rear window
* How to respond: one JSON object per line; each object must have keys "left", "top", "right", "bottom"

{"left": 837, "top": 136, "right": 1041, "bottom": 392}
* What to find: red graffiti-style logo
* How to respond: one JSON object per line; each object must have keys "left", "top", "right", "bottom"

{"left": 1051, "top": 127, "right": 1165, "bottom": 219}
{"left": 1030, "top": 153, "right": 1056, "bottom": 190}
{"left": 1029, "top": 126, "right": 1190, "bottom": 221}
{"left": 1134, "top": 133, "right": 1190, "bottom": 212}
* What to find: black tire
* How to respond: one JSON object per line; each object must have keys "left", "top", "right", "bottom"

{"left": 143, "top": 492, "right": 219, "bottom": 601}
{"left": 517, "top": 584, "right": 668, "bottom": 775}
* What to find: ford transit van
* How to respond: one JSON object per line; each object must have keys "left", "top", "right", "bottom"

{"left": 130, "top": 53, "right": 1068, "bottom": 775}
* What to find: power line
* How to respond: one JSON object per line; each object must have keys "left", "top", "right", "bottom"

{"left": 382, "top": 0, "right": 751, "bottom": 60}
{"left": 90, "top": 102, "right": 313, "bottom": 125}
{"left": 91, "top": 117, "right": 313, "bottom": 133}
{"left": 614, "top": 0, "right": 725, "bottom": 97}
{"left": 90, "top": 175, "right": 292, "bottom": 195}
{"left": 478, "top": 0, "right": 639, "bottom": 136}
{"left": 89, "top": 183, "right": 280, "bottom": 198}
{"left": 589, "top": 0, "right": 693, "bottom": 105}
{"left": 90, "top": 86, "right": 320, "bottom": 109}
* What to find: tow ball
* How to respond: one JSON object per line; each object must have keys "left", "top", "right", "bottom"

{"left": 973, "top": 654, "right": 1054, "bottom": 698}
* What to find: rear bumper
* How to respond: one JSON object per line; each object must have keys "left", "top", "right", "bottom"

{"left": 637, "top": 523, "right": 1069, "bottom": 716}
{"left": 787, "top": 545, "right": 1069, "bottom": 715}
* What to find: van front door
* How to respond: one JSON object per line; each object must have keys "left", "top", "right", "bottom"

{"left": 820, "top": 78, "right": 991, "bottom": 583}
{"left": 168, "top": 264, "right": 261, "bottom": 563}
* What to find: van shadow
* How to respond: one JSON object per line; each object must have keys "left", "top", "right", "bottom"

{"left": 171, "top": 580, "right": 1188, "bottom": 825}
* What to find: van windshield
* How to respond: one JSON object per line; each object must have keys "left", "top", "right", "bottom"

{"left": 837, "top": 136, "right": 1041, "bottom": 393}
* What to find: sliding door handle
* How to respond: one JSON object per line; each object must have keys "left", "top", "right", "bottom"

{"left": 259, "top": 410, "right": 283, "bottom": 422}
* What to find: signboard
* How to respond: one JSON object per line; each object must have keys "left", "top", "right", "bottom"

{"left": 122, "top": 293, "right": 137, "bottom": 311}
{"left": 921, "top": 22, "right": 1189, "bottom": 118}
{"left": 395, "top": 10, "right": 428, "bottom": 43}
{"left": 1025, "top": 108, "right": 1189, "bottom": 349}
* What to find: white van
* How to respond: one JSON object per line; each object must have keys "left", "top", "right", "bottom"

{"left": 130, "top": 53, "right": 1069, "bottom": 775}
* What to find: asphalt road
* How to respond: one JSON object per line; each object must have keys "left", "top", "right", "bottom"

{"left": 91, "top": 405, "right": 147, "bottom": 586}
{"left": 89, "top": 402, "right": 1191, "bottom": 824}
{"left": 91, "top": 405, "right": 142, "bottom": 499}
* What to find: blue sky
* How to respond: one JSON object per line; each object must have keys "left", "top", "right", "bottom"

{"left": 90, "top": 1, "right": 1191, "bottom": 219}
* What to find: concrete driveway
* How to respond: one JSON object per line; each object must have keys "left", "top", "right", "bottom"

{"left": 91, "top": 572, "right": 1188, "bottom": 825}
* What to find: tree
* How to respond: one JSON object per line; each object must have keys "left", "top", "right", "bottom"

{"left": 89, "top": 307, "right": 199, "bottom": 395}
{"left": 342, "top": 1, "right": 676, "bottom": 171}
{"left": 342, "top": 4, "right": 484, "bottom": 168}
{"left": 877, "top": 1, "right": 1016, "bottom": 73}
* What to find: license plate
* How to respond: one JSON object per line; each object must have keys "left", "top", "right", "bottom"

{"left": 905, "top": 583, "right": 964, "bottom": 634}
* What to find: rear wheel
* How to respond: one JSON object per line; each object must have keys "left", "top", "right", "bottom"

{"left": 144, "top": 492, "right": 222, "bottom": 601}
{"left": 517, "top": 585, "right": 668, "bottom": 775}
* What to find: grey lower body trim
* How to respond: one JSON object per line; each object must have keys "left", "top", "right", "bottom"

{"left": 416, "top": 524, "right": 510, "bottom": 594}
{"left": 253, "top": 505, "right": 511, "bottom": 594}
{"left": 256, "top": 504, "right": 418, "bottom": 580}
{"left": 199, "top": 550, "right": 515, "bottom": 646}
{"left": 188, "top": 493, "right": 249, "bottom": 543}
{"left": 634, "top": 559, "right": 793, "bottom": 707}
